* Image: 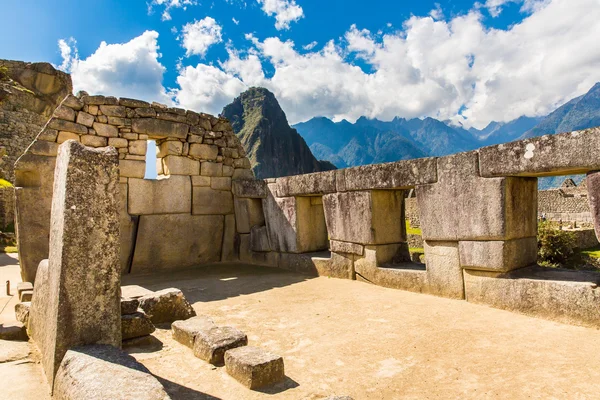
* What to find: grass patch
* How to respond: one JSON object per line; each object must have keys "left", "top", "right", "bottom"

{"left": 0, "top": 246, "right": 17, "bottom": 253}
{"left": 581, "top": 247, "right": 600, "bottom": 259}
{"left": 406, "top": 220, "right": 422, "bottom": 236}
{"left": 409, "top": 247, "right": 424, "bottom": 253}
{"left": 0, "top": 179, "right": 13, "bottom": 188}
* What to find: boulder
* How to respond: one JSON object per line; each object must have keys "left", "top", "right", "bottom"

{"left": 138, "top": 288, "right": 196, "bottom": 324}
{"left": 224, "top": 346, "right": 285, "bottom": 389}
{"left": 193, "top": 326, "right": 247, "bottom": 365}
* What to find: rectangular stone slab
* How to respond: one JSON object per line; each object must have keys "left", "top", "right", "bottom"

{"left": 128, "top": 176, "right": 192, "bottom": 215}
{"left": 341, "top": 157, "right": 437, "bottom": 191}
{"left": 459, "top": 237, "right": 538, "bottom": 272}
{"left": 275, "top": 170, "right": 337, "bottom": 197}
{"left": 224, "top": 346, "right": 285, "bottom": 389}
{"left": 172, "top": 315, "right": 216, "bottom": 348}
{"left": 193, "top": 326, "right": 248, "bottom": 365}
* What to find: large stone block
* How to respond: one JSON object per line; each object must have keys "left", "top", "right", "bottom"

{"left": 132, "top": 118, "right": 189, "bottom": 139}
{"left": 221, "top": 214, "right": 237, "bottom": 262}
{"left": 131, "top": 214, "right": 224, "bottom": 273}
{"left": 137, "top": 288, "right": 196, "bottom": 324}
{"left": 119, "top": 160, "right": 146, "bottom": 179}
{"left": 232, "top": 179, "right": 268, "bottom": 198}
{"left": 341, "top": 157, "right": 437, "bottom": 191}
{"left": 172, "top": 315, "right": 216, "bottom": 349}
{"left": 193, "top": 326, "right": 248, "bottom": 365}
{"left": 250, "top": 225, "right": 271, "bottom": 252}
{"left": 163, "top": 155, "right": 199, "bottom": 176}
{"left": 587, "top": 171, "right": 600, "bottom": 241}
{"left": 121, "top": 312, "right": 155, "bottom": 340}
{"left": 459, "top": 237, "right": 538, "bottom": 272}
{"left": 53, "top": 345, "right": 170, "bottom": 400}
{"left": 192, "top": 186, "right": 234, "bottom": 215}
{"left": 224, "top": 346, "right": 285, "bottom": 389}
{"left": 479, "top": 128, "right": 600, "bottom": 177}
{"left": 28, "top": 141, "right": 121, "bottom": 388}
{"left": 323, "top": 190, "right": 405, "bottom": 245}
{"left": 423, "top": 241, "right": 464, "bottom": 299}
{"left": 128, "top": 176, "right": 191, "bottom": 215}
{"left": 118, "top": 183, "right": 137, "bottom": 275}
{"left": 276, "top": 171, "right": 337, "bottom": 197}
{"left": 234, "top": 198, "right": 265, "bottom": 233}
{"left": 416, "top": 152, "right": 537, "bottom": 241}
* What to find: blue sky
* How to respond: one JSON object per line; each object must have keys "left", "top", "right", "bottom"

{"left": 2, "top": 0, "right": 600, "bottom": 129}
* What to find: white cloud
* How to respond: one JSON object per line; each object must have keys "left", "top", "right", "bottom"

{"left": 430, "top": 3, "right": 444, "bottom": 20}
{"left": 148, "top": 0, "right": 198, "bottom": 21}
{"left": 171, "top": 0, "right": 600, "bottom": 129}
{"left": 256, "top": 0, "right": 304, "bottom": 30}
{"left": 483, "top": 0, "right": 551, "bottom": 17}
{"left": 302, "top": 41, "right": 318, "bottom": 51}
{"left": 181, "top": 17, "right": 223, "bottom": 57}
{"left": 57, "top": 31, "right": 171, "bottom": 104}
{"left": 232, "top": 17, "right": 240, "bottom": 25}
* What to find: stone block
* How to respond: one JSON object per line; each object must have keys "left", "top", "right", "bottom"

{"left": 99, "top": 105, "right": 127, "bottom": 117}
{"left": 172, "top": 315, "right": 216, "bottom": 349}
{"left": 342, "top": 157, "right": 437, "bottom": 191}
{"left": 27, "top": 141, "right": 121, "bottom": 387}
{"left": 250, "top": 225, "right": 271, "bottom": 252}
{"left": 276, "top": 171, "right": 336, "bottom": 197}
{"left": 190, "top": 143, "right": 218, "bottom": 160}
{"left": 121, "top": 298, "right": 140, "bottom": 315}
{"left": 53, "top": 345, "right": 170, "bottom": 400}
{"left": 49, "top": 119, "right": 88, "bottom": 135}
{"left": 76, "top": 111, "right": 95, "bottom": 127}
{"left": 0, "top": 322, "right": 28, "bottom": 341}
{"left": 119, "top": 159, "right": 146, "bottom": 178}
{"left": 323, "top": 190, "right": 405, "bottom": 245}
{"left": 479, "top": 128, "right": 600, "bottom": 177}
{"left": 163, "top": 155, "right": 199, "bottom": 175}
{"left": 459, "top": 237, "right": 538, "bottom": 272}
{"left": 118, "top": 183, "right": 137, "bottom": 275}
{"left": 128, "top": 176, "right": 191, "bottom": 215}
{"left": 239, "top": 234, "right": 279, "bottom": 267}
{"left": 234, "top": 198, "right": 265, "bottom": 233}
{"left": 423, "top": 241, "right": 464, "bottom": 299}
{"left": 129, "top": 140, "right": 147, "bottom": 156}
{"left": 132, "top": 118, "right": 189, "bottom": 139}
{"left": 20, "top": 289, "right": 33, "bottom": 302}
{"left": 587, "top": 171, "right": 600, "bottom": 241}
{"left": 120, "top": 98, "right": 150, "bottom": 108}
{"left": 81, "top": 135, "right": 107, "bottom": 147}
{"left": 137, "top": 288, "right": 196, "bottom": 324}
{"left": 57, "top": 131, "right": 80, "bottom": 144}
{"left": 30, "top": 141, "right": 59, "bottom": 156}
{"left": 131, "top": 214, "right": 224, "bottom": 273}
{"left": 211, "top": 177, "right": 232, "bottom": 190}
{"left": 193, "top": 186, "right": 233, "bottom": 215}
{"left": 16, "top": 282, "right": 33, "bottom": 297}
{"left": 15, "top": 302, "right": 30, "bottom": 325}
{"left": 221, "top": 214, "right": 237, "bottom": 262}
{"left": 201, "top": 161, "right": 223, "bottom": 177}
{"left": 233, "top": 179, "right": 268, "bottom": 198}
{"left": 193, "top": 326, "right": 248, "bottom": 365}
{"left": 54, "top": 105, "right": 76, "bottom": 121}
{"left": 330, "top": 240, "right": 363, "bottom": 256}
{"left": 157, "top": 140, "right": 183, "bottom": 157}
{"left": 108, "top": 138, "right": 128, "bottom": 148}
{"left": 191, "top": 175, "right": 211, "bottom": 186}
{"left": 233, "top": 168, "right": 254, "bottom": 180}
{"left": 416, "top": 153, "right": 537, "bottom": 241}
{"left": 225, "top": 346, "right": 285, "bottom": 389}
{"left": 93, "top": 122, "right": 119, "bottom": 138}
{"left": 121, "top": 312, "right": 156, "bottom": 340}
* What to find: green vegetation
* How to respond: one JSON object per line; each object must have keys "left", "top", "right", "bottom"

{"left": 581, "top": 247, "right": 600, "bottom": 259}
{"left": 537, "top": 221, "right": 577, "bottom": 267}
{"left": 0, "top": 66, "right": 8, "bottom": 81}
{"left": 0, "top": 246, "right": 17, "bottom": 253}
{"left": 409, "top": 247, "right": 424, "bottom": 253}
{"left": 0, "top": 179, "right": 13, "bottom": 188}
{"left": 406, "top": 220, "right": 422, "bottom": 236}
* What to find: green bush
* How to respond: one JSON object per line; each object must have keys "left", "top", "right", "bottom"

{"left": 537, "top": 221, "right": 577, "bottom": 266}
{"left": 0, "top": 66, "right": 8, "bottom": 81}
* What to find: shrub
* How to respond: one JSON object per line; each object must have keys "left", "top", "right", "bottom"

{"left": 0, "top": 66, "right": 8, "bottom": 81}
{"left": 537, "top": 221, "right": 577, "bottom": 266}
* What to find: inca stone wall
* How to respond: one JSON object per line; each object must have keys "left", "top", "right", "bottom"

{"left": 14, "top": 92, "right": 253, "bottom": 282}
{"left": 538, "top": 184, "right": 592, "bottom": 224}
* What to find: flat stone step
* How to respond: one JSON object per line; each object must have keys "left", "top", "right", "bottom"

{"left": 224, "top": 346, "right": 285, "bottom": 389}
{"left": 193, "top": 326, "right": 247, "bottom": 365}
{"left": 171, "top": 315, "right": 215, "bottom": 349}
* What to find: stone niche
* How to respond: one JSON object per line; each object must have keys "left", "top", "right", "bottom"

{"left": 14, "top": 93, "right": 255, "bottom": 282}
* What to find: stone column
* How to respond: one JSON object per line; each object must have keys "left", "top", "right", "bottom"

{"left": 28, "top": 140, "right": 121, "bottom": 390}
{"left": 587, "top": 171, "right": 600, "bottom": 241}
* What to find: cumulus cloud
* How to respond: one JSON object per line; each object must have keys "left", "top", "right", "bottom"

{"left": 257, "top": 0, "right": 304, "bottom": 30}
{"left": 57, "top": 31, "right": 171, "bottom": 104}
{"left": 181, "top": 17, "right": 223, "bottom": 57}
{"left": 483, "top": 0, "right": 551, "bottom": 17}
{"left": 148, "top": 0, "right": 197, "bottom": 21}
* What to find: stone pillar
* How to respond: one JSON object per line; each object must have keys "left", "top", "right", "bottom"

{"left": 587, "top": 171, "right": 600, "bottom": 241}
{"left": 28, "top": 140, "right": 121, "bottom": 389}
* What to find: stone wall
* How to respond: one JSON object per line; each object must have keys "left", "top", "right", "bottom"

{"left": 538, "top": 186, "right": 592, "bottom": 224}
{"left": 14, "top": 92, "right": 253, "bottom": 282}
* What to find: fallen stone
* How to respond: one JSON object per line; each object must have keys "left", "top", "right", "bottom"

{"left": 15, "top": 302, "right": 31, "bottom": 325}
{"left": 0, "top": 340, "right": 30, "bottom": 363}
{"left": 122, "top": 312, "right": 156, "bottom": 340}
{"left": 171, "top": 315, "right": 216, "bottom": 348}
{"left": 193, "top": 326, "right": 248, "bottom": 365}
{"left": 121, "top": 298, "right": 140, "bottom": 315}
{"left": 53, "top": 345, "right": 170, "bottom": 400}
{"left": 224, "top": 346, "right": 285, "bottom": 389}
{"left": 20, "top": 289, "right": 33, "bottom": 302}
{"left": 0, "top": 321, "right": 28, "bottom": 341}
{"left": 138, "top": 288, "right": 196, "bottom": 324}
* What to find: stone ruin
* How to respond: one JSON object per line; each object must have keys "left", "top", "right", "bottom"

{"left": 5, "top": 87, "right": 600, "bottom": 398}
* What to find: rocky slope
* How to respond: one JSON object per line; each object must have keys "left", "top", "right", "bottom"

{"left": 221, "top": 87, "right": 335, "bottom": 179}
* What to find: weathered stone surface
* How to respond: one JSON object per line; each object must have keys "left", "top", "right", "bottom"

{"left": 138, "top": 288, "right": 196, "bottom": 324}
{"left": 323, "top": 190, "right": 405, "bottom": 245}
{"left": 342, "top": 158, "right": 437, "bottom": 191}
{"left": 20, "top": 289, "right": 33, "bottom": 302}
{"left": 464, "top": 266, "right": 600, "bottom": 328}
{"left": 132, "top": 118, "right": 189, "bottom": 139}
{"left": 118, "top": 183, "right": 137, "bottom": 274}
{"left": 224, "top": 346, "right": 285, "bottom": 389}
{"left": 192, "top": 186, "right": 233, "bottom": 215}
{"left": 172, "top": 315, "right": 216, "bottom": 349}
{"left": 330, "top": 240, "right": 364, "bottom": 256}
{"left": 49, "top": 119, "right": 88, "bottom": 135}
{"left": 157, "top": 140, "right": 183, "bottom": 158}
{"left": 587, "top": 171, "right": 600, "bottom": 241}
{"left": 193, "top": 326, "right": 248, "bottom": 365}
{"left": 53, "top": 345, "right": 170, "bottom": 400}
{"left": 189, "top": 143, "right": 218, "bottom": 160}
{"left": 233, "top": 168, "right": 254, "bottom": 180}
{"left": 27, "top": 141, "right": 121, "bottom": 387}
{"left": 128, "top": 176, "right": 191, "bottom": 215}
{"left": 0, "top": 339, "right": 30, "bottom": 363}
{"left": 163, "top": 155, "right": 199, "bottom": 176}
{"left": 191, "top": 175, "right": 211, "bottom": 187}
{"left": 108, "top": 138, "right": 128, "bottom": 148}
{"left": 30, "top": 140, "right": 59, "bottom": 156}
{"left": 54, "top": 105, "right": 76, "bottom": 121}
{"left": 99, "top": 105, "right": 127, "bottom": 117}
{"left": 250, "top": 225, "right": 271, "bottom": 252}
{"left": 211, "top": 177, "right": 231, "bottom": 191}
{"left": 234, "top": 198, "right": 265, "bottom": 233}
{"left": 239, "top": 235, "right": 279, "bottom": 267}
{"left": 459, "top": 237, "right": 538, "bottom": 272}
{"left": 76, "top": 111, "right": 95, "bottom": 127}
{"left": 119, "top": 160, "right": 145, "bottom": 178}
{"left": 81, "top": 135, "right": 107, "bottom": 147}
{"left": 232, "top": 179, "right": 268, "bottom": 198}
{"left": 423, "top": 241, "right": 464, "bottom": 299}
{"left": 119, "top": 98, "right": 150, "bottom": 108}
{"left": 121, "top": 312, "right": 156, "bottom": 340}
{"left": 121, "top": 298, "right": 140, "bottom": 315}
{"left": 201, "top": 161, "right": 223, "bottom": 177}
{"left": 131, "top": 214, "right": 224, "bottom": 273}
{"left": 17, "top": 282, "right": 33, "bottom": 297}
{"left": 479, "top": 128, "right": 600, "bottom": 177}
{"left": 93, "top": 122, "right": 119, "bottom": 138}
{"left": 221, "top": 214, "right": 237, "bottom": 262}
{"left": 15, "top": 302, "right": 31, "bottom": 325}
{"left": 416, "top": 153, "right": 537, "bottom": 241}
{"left": 0, "top": 321, "right": 28, "bottom": 341}
{"left": 129, "top": 140, "right": 147, "bottom": 156}
{"left": 276, "top": 171, "right": 336, "bottom": 197}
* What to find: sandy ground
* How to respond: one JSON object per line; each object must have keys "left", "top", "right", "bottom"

{"left": 3, "top": 258, "right": 600, "bottom": 399}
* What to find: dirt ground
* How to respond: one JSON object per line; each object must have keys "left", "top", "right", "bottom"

{"left": 3, "top": 257, "right": 600, "bottom": 399}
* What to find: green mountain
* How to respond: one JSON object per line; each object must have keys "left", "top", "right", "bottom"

{"left": 221, "top": 87, "right": 336, "bottom": 179}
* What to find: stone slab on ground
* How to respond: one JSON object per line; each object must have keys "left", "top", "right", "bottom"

{"left": 0, "top": 339, "right": 30, "bottom": 363}
{"left": 53, "top": 345, "right": 170, "bottom": 400}
{"left": 193, "top": 326, "right": 248, "bottom": 365}
{"left": 122, "top": 312, "right": 156, "bottom": 340}
{"left": 138, "top": 288, "right": 196, "bottom": 324}
{"left": 171, "top": 315, "right": 216, "bottom": 349}
{"left": 0, "top": 321, "right": 28, "bottom": 341}
{"left": 224, "top": 346, "right": 285, "bottom": 389}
